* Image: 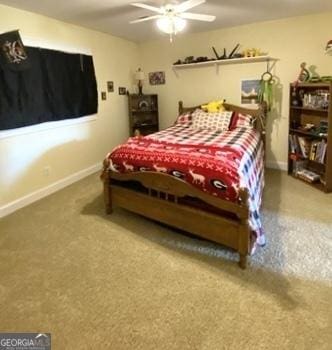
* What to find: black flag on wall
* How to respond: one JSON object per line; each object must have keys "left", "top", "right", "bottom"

{"left": 0, "top": 30, "right": 29, "bottom": 71}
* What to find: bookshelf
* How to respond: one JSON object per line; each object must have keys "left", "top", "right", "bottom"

{"left": 128, "top": 94, "right": 159, "bottom": 136}
{"left": 288, "top": 82, "right": 332, "bottom": 192}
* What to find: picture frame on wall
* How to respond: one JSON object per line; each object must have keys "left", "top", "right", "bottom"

{"left": 149, "top": 71, "right": 166, "bottom": 85}
{"left": 107, "top": 81, "right": 114, "bottom": 92}
{"left": 241, "top": 79, "right": 260, "bottom": 107}
{"left": 118, "top": 87, "right": 127, "bottom": 95}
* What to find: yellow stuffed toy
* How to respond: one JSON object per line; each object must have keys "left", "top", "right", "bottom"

{"left": 201, "top": 100, "right": 225, "bottom": 113}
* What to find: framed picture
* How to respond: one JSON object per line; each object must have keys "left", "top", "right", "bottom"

{"left": 149, "top": 71, "right": 165, "bottom": 85}
{"left": 101, "top": 91, "right": 107, "bottom": 100}
{"left": 241, "top": 79, "right": 260, "bottom": 106}
{"left": 107, "top": 81, "right": 114, "bottom": 92}
{"left": 118, "top": 87, "right": 126, "bottom": 95}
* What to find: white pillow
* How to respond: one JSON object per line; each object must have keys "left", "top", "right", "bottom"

{"left": 192, "top": 109, "right": 233, "bottom": 132}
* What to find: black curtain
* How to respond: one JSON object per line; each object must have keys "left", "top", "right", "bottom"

{"left": 0, "top": 46, "right": 98, "bottom": 130}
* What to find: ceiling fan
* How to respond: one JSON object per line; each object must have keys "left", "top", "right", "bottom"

{"left": 130, "top": 0, "right": 216, "bottom": 41}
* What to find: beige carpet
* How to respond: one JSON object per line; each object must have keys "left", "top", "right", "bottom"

{"left": 0, "top": 169, "right": 331, "bottom": 349}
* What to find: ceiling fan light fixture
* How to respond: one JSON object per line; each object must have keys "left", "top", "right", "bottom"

{"left": 156, "top": 16, "right": 186, "bottom": 34}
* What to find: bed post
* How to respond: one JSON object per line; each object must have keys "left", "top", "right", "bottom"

{"left": 178, "top": 101, "right": 184, "bottom": 114}
{"left": 256, "top": 102, "right": 267, "bottom": 149}
{"left": 101, "top": 159, "right": 112, "bottom": 214}
{"left": 238, "top": 189, "right": 250, "bottom": 269}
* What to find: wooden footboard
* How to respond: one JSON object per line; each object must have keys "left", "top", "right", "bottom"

{"left": 101, "top": 164, "right": 251, "bottom": 269}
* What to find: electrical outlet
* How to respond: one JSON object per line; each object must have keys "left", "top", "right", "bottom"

{"left": 43, "top": 166, "right": 51, "bottom": 177}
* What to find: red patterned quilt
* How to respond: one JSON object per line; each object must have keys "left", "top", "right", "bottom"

{"left": 106, "top": 122, "right": 265, "bottom": 247}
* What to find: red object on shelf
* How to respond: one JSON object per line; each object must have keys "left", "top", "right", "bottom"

{"left": 290, "top": 153, "right": 301, "bottom": 161}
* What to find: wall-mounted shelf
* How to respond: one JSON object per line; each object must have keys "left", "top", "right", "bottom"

{"left": 172, "top": 55, "right": 277, "bottom": 69}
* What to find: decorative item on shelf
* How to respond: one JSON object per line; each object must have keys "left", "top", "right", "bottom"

{"left": 320, "top": 75, "right": 332, "bottom": 82}
{"left": 302, "top": 89, "right": 330, "bottom": 109}
{"left": 173, "top": 59, "right": 182, "bottom": 65}
{"left": 290, "top": 86, "right": 301, "bottom": 107}
{"left": 184, "top": 56, "right": 195, "bottom": 64}
{"left": 212, "top": 45, "right": 242, "bottom": 60}
{"left": 292, "top": 62, "right": 332, "bottom": 84}
{"left": 303, "top": 123, "right": 315, "bottom": 131}
{"left": 232, "top": 53, "right": 243, "bottom": 59}
{"left": 175, "top": 55, "right": 215, "bottom": 64}
{"left": 135, "top": 68, "right": 145, "bottom": 95}
{"left": 318, "top": 120, "right": 328, "bottom": 135}
{"left": 195, "top": 56, "right": 209, "bottom": 62}
{"left": 307, "top": 65, "right": 321, "bottom": 83}
{"left": 212, "top": 46, "right": 226, "bottom": 60}
{"left": 228, "top": 44, "right": 240, "bottom": 58}
{"left": 138, "top": 100, "right": 149, "bottom": 110}
{"left": 293, "top": 62, "right": 310, "bottom": 86}
{"left": 149, "top": 71, "right": 165, "bottom": 85}
{"left": 242, "top": 48, "right": 263, "bottom": 58}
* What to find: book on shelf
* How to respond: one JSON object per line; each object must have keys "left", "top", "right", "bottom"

{"left": 309, "top": 141, "right": 319, "bottom": 161}
{"left": 296, "top": 169, "right": 320, "bottom": 183}
{"left": 288, "top": 134, "right": 301, "bottom": 155}
{"left": 289, "top": 134, "right": 327, "bottom": 164}
{"left": 297, "top": 136, "right": 311, "bottom": 158}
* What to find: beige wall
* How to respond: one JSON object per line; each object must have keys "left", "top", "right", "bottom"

{"left": 0, "top": 4, "right": 138, "bottom": 208}
{"left": 139, "top": 12, "right": 332, "bottom": 169}
{"left": 1, "top": 7, "right": 331, "bottom": 212}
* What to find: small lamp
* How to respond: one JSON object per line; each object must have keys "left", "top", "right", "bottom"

{"left": 135, "top": 68, "right": 145, "bottom": 95}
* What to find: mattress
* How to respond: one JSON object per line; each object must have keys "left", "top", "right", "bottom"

{"left": 106, "top": 121, "right": 265, "bottom": 247}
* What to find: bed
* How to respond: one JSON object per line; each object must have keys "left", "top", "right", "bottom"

{"left": 101, "top": 101, "right": 266, "bottom": 268}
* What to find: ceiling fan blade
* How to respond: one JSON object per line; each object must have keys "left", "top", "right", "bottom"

{"left": 176, "top": 0, "right": 206, "bottom": 13}
{"left": 180, "top": 12, "right": 215, "bottom": 22}
{"left": 130, "top": 15, "right": 162, "bottom": 23}
{"left": 131, "top": 3, "right": 163, "bottom": 13}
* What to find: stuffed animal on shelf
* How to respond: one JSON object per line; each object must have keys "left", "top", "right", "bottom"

{"left": 201, "top": 100, "right": 225, "bottom": 112}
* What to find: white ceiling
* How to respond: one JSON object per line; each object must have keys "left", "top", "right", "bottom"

{"left": 1, "top": 0, "right": 332, "bottom": 43}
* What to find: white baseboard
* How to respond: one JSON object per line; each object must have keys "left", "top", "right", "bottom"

{"left": 0, "top": 163, "right": 101, "bottom": 218}
{"left": 0, "top": 160, "right": 286, "bottom": 218}
{"left": 266, "top": 161, "right": 288, "bottom": 171}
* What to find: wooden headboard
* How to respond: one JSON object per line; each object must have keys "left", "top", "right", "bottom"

{"left": 178, "top": 101, "right": 266, "bottom": 136}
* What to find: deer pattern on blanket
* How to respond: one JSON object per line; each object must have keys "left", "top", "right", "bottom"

{"left": 108, "top": 128, "right": 262, "bottom": 202}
